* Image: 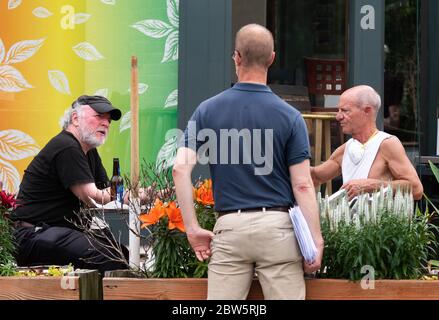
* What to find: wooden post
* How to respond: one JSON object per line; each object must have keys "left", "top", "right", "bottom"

{"left": 76, "top": 269, "right": 102, "bottom": 300}
{"left": 130, "top": 56, "right": 139, "bottom": 196}
{"left": 129, "top": 56, "right": 141, "bottom": 269}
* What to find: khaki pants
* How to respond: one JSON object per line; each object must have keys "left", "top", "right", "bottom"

{"left": 208, "top": 210, "right": 305, "bottom": 300}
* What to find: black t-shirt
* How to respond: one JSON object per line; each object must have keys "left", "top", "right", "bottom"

{"left": 11, "top": 130, "right": 109, "bottom": 228}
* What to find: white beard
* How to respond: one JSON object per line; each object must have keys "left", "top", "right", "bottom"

{"left": 78, "top": 123, "right": 106, "bottom": 148}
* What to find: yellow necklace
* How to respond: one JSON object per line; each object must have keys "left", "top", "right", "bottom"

{"left": 360, "top": 130, "right": 379, "bottom": 149}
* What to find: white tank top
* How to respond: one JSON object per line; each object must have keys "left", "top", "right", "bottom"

{"left": 342, "top": 131, "right": 393, "bottom": 184}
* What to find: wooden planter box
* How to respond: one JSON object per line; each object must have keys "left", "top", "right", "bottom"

{"left": 0, "top": 270, "right": 102, "bottom": 300}
{"left": 306, "top": 279, "right": 439, "bottom": 300}
{"left": 103, "top": 277, "right": 439, "bottom": 300}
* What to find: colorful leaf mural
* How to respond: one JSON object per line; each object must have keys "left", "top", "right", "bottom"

{"left": 32, "top": 7, "right": 53, "bottom": 18}
{"left": 8, "top": 0, "right": 22, "bottom": 10}
{"left": 155, "top": 129, "right": 178, "bottom": 173}
{"left": 3, "top": 38, "right": 45, "bottom": 65}
{"left": 0, "top": 130, "right": 40, "bottom": 193}
{"left": 0, "top": 0, "right": 178, "bottom": 193}
{"left": 73, "top": 42, "right": 104, "bottom": 61}
{"left": 132, "top": 0, "right": 179, "bottom": 63}
{"left": 164, "top": 89, "right": 177, "bottom": 108}
{"left": 119, "top": 111, "right": 131, "bottom": 133}
{"left": 94, "top": 88, "right": 109, "bottom": 98}
{"left": 48, "top": 70, "right": 71, "bottom": 95}
{"left": 73, "top": 13, "right": 91, "bottom": 25}
{"left": 100, "top": 0, "right": 116, "bottom": 5}
{"left": 0, "top": 65, "right": 32, "bottom": 92}
{"left": 0, "top": 129, "right": 40, "bottom": 161}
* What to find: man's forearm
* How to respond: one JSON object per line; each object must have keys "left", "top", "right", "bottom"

{"left": 293, "top": 182, "right": 324, "bottom": 247}
{"left": 93, "top": 187, "right": 112, "bottom": 204}
{"left": 363, "top": 179, "right": 411, "bottom": 195}
{"left": 388, "top": 179, "right": 422, "bottom": 200}
{"left": 173, "top": 170, "right": 200, "bottom": 233}
{"left": 71, "top": 183, "right": 112, "bottom": 206}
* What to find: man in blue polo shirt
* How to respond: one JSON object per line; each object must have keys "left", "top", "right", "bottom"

{"left": 173, "top": 24, "right": 324, "bottom": 300}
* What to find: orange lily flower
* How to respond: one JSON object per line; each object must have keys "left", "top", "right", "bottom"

{"left": 194, "top": 179, "right": 214, "bottom": 206}
{"left": 166, "top": 201, "right": 185, "bottom": 232}
{"left": 139, "top": 199, "right": 166, "bottom": 229}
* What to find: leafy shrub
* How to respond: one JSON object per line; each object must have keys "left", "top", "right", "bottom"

{"left": 319, "top": 187, "right": 437, "bottom": 280}
{"left": 0, "top": 190, "right": 17, "bottom": 276}
{"left": 139, "top": 177, "right": 216, "bottom": 278}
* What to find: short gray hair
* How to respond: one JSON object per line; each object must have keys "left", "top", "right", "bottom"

{"left": 356, "top": 85, "right": 381, "bottom": 112}
{"left": 59, "top": 101, "right": 84, "bottom": 130}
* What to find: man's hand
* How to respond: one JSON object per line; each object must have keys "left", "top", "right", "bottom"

{"left": 136, "top": 185, "right": 175, "bottom": 205}
{"left": 187, "top": 227, "right": 215, "bottom": 261}
{"left": 303, "top": 241, "right": 324, "bottom": 274}
{"left": 341, "top": 179, "right": 378, "bottom": 200}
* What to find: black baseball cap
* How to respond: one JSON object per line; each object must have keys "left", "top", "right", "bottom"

{"left": 74, "top": 95, "right": 122, "bottom": 121}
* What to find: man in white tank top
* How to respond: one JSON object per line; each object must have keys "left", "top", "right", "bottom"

{"left": 311, "top": 85, "right": 423, "bottom": 200}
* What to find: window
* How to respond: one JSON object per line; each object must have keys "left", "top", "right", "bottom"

{"left": 266, "top": 0, "right": 347, "bottom": 109}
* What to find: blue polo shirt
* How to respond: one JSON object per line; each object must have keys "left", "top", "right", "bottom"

{"left": 181, "top": 82, "right": 310, "bottom": 211}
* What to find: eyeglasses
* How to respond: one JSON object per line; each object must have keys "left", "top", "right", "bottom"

{"left": 231, "top": 49, "right": 241, "bottom": 60}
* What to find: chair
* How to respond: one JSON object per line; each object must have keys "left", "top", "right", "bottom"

{"left": 302, "top": 112, "right": 337, "bottom": 195}
{"left": 302, "top": 57, "right": 347, "bottom": 195}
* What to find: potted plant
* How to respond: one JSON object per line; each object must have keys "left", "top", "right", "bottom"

{"left": 101, "top": 163, "right": 439, "bottom": 300}
{"left": 305, "top": 185, "right": 439, "bottom": 300}
{"left": 0, "top": 189, "right": 101, "bottom": 300}
{"left": 0, "top": 189, "right": 17, "bottom": 277}
{"left": 102, "top": 174, "right": 221, "bottom": 300}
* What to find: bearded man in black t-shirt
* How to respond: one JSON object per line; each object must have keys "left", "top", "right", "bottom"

{"left": 11, "top": 95, "right": 130, "bottom": 275}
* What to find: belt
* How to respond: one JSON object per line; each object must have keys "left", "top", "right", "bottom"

{"left": 13, "top": 220, "right": 35, "bottom": 229}
{"left": 217, "top": 206, "right": 290, "bottom": 217}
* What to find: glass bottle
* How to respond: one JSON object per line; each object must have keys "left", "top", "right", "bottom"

{"left": 110, "top": 158, "right": 124, "bottom": 202}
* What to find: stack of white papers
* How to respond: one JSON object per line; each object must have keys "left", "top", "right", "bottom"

{"left": 288, "top": 206, "right": 317, "bottom": 264}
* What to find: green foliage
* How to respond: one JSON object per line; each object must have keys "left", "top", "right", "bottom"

{"left": 150, "top": 222, "right": 194, "bottom": 278}
{"left": 319, "top": 187, "right": 437, "bottom": 280}
{"left": 429, "top": 161, "right": 439, "bottom": 185}
{"left": 141, "top": 167, "right": 216, "bottom": 279}
{"left": 321, "top": 208, "right": 436, "bottom": 280}
{"left": 189, "top": 203, "right": 216, "bottom": 278}
{"left": 0, "top": 208, "right": 16, "bottom": 276}
{"left": 149, "top": 207, "right": 216, "bottom": 279}
{"left": 0, "top": 261, "right": 16, "bottom": 277}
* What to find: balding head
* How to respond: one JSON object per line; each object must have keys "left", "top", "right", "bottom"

{"left": 235, "top": 24, "right": 274, "bottom": 69}
{"left": 342, "top": 85, "right": 381, "bottom": 116}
